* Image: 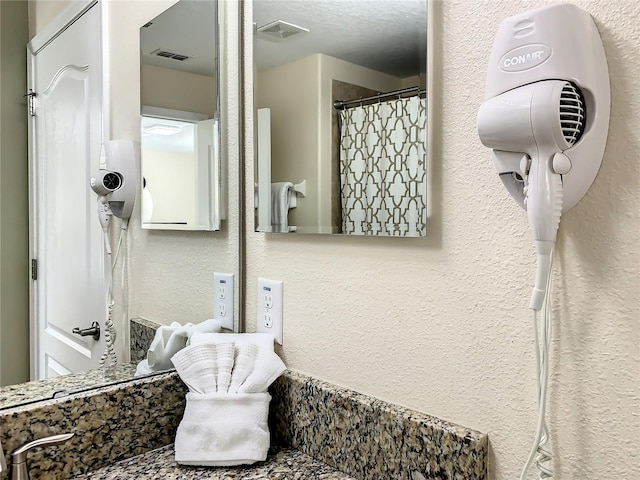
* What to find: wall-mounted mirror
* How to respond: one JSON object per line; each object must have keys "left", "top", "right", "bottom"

{"left": 253, "top": 0, "right": 428, "bottom": 236}
{"left": 0, "top": 0, "right": 241, "bottom": 409}
{"left": 140, "top": 0, "right": 222, "bottom": 231}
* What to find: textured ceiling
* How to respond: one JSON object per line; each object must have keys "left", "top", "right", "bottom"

{"left": 140, "top": 1, "right": 217, "bottom": 77}
{"left": 254, "top": 0, "right": 427, "bottom": 78}
{"left": 141, "top": 0, "right": 427, "bottom": 79}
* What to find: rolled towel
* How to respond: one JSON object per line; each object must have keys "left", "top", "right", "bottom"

{"left": 174, "top": 392, "right": 271, "bottom": 466}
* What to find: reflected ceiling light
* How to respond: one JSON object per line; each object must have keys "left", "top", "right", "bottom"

{"left": 143, "top": 124, "right": 182, "bottom": 135}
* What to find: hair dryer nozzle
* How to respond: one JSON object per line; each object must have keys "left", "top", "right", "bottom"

{"left": 478, "top": 80, "right": 583, "bottom": 157}
{"left": 91, "top": 170, "right": 122, "bottom": 196}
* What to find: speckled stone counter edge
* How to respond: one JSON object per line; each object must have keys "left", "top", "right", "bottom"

{"left": 130, "top": 317, "right": 160, "bottom": 363}
{"left": 269, "top": 371, "right": 488, "bottom": 480}
{"left": 0, "top": 363, "right": 140, "bottom": 410}
{"left": 0, "top": 370, "right": 187, "bottom": 480}
{"left": 73, "top": 445, "right": 357, "bottom": 480}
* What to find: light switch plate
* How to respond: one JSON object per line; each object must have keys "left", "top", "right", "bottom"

{"left": 213, "top": 272, "right": 234, "bottom": 330}
{"left": 256, "top": 278, "right": 283, "bottom": 345}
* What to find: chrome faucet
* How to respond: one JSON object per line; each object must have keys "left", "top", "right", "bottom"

{"left": 1, "top": 433, "right": 74, "bottom": 480}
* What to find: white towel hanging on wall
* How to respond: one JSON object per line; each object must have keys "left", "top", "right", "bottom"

{"left": 270, "top": 182, "right": 294, "bottom": 232}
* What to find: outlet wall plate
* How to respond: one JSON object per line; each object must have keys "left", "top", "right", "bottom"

{"left": 213, "top": 272, "right": 234, "bottom": 330}
{"left": 256, "top": 278, "right": 283, "bottom": 345}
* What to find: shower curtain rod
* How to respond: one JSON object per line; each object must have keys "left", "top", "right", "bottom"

{"left": 333, "top": 86, "right": 426, "bottom": 110}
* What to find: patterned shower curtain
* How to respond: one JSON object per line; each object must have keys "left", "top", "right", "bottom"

{"left": 339, "top": 95, "right": 427, "bottom": 236}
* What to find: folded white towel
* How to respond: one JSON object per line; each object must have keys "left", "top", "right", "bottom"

{"left": 237, "top": 349, "right": 286, "bottom": 394}
{"left": 174, "top": 392, "right": 271, "bottom": 466}
{"left": 135, "top": 359, "right": 152, "bottom": 376}
{"left": 271, "top": 182, "right": 294, "bottom": 233}
{"left": 171, "top": 343, "right": 218, "bottom": 394}
{"left": 172, "top": 334, "right": 286, "bottom": 466}
{"left": 146, "top": 321, "right": 181, "bottom": 370}
{"left": 214, "top": 343, "right": 235, "bottom": 393}
{"left": 140, "top": 319, "right": 222, "bottom": 373}
{"left": 188, "top": 332, "right": 285, "bottom": 393}
{"left": 228, "top": 343, "right": 259, "bottom": 394}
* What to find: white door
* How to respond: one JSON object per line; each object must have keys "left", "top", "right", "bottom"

{"left": 28, "top": 2, "right": 105, "bottom": 379}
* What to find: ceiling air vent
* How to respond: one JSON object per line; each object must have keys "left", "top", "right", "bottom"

{"left": 257, "top": 20, "right": 309, "bottom": 41}
{"left": 151, "top": 48, "right": 192, "bottom": 62}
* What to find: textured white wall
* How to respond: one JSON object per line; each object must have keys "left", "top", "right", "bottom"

{"left": 244, "top": 1, "right": 639, "bottom": 479}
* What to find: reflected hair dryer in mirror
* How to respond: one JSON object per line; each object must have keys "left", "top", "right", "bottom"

{"left": 477, "top": 3, "right": 610, "bottom": 310}
{"left": 90, "top": 140, "right": 140, "bottom": 229}
{"left": 90, "top": 169, "right": 122, "bottom": 196}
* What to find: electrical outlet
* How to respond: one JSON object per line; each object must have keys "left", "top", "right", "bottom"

{"left": 256, "top": 278, "right": 283, "bottom": 345}
{"left": 213, "top": 272, "right": 234, "bottom": 330}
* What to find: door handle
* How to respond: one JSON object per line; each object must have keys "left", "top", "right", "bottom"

{"left": 72, "top": 322, "right": 100, "bottom": 341}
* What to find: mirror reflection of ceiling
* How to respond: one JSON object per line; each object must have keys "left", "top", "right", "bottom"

{"left": 140, "top": 0, "right": 217, "bottom": 76}
{"left": 141, "top": 1, "right": 426, "bottom": 79}
{"left": 254, "top": 0, "right": 426, "bottom": 78}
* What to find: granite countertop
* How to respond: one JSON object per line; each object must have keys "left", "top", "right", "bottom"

{"left": 2, "top": 317, "right": 487, "bottom": 480}
{"left": 0, "top": 364, "right": 143, "bottom": 410}
{"left": 73, "top": 445, "right": 356, "bottom": 479}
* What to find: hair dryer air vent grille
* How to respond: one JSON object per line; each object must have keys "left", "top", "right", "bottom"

{"left": 559, "top": 82, "right": 585, "bottom": 146}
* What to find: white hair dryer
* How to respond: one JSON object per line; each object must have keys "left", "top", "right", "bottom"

{"left": 477, "top": 3, "right": 610, "bottom": 310}
{"left": 90, "top": 140, "right": 140, "bottom": 230}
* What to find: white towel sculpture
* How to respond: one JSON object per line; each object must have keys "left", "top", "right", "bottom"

{"left": 171, "top": 333, "right": 286, "bottom": 466}
{"left": 135, "top": 319, "right": 223, "bottom": 375}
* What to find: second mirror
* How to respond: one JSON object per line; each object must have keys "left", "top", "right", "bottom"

{"left": 140, "top": 0, "right": 222, "bottom": 231}
{"left": 253, "top": 0, "right": 428, "bottom": 237}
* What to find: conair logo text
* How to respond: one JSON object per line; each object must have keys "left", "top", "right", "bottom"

{"left": 499, "top": 44, "right": 552, "bottom": 72}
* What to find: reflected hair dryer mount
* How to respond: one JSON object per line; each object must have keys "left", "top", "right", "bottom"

{"left": 90, "top": 140, "right": 140, "bottom": 230}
